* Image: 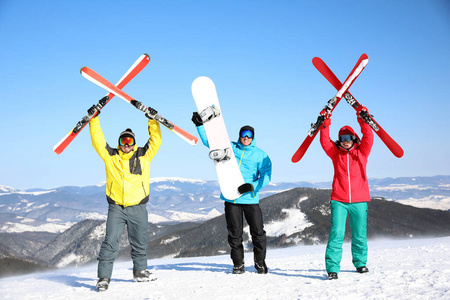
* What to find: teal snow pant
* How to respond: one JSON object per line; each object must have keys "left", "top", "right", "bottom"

{"left": 97, "top": 203, "right": 149, "bottom": 279}
{"left": 325, "top": 200, "right": 368, "bottom": 274}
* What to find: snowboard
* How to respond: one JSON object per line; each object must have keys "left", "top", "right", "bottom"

{"left": 191, "top": 76, "right": 245, "bottom": 200}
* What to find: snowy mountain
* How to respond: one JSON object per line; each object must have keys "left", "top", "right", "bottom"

{"left": 0, "top": 175, "right": 449, "bottom": 247}
{"left": 1, "top": 236, "right": 449, "bottom": 299}
{"left": 369, "top": 175, "right": 450, "bottom": 210}
{"left": 0, "top": 175, "right": 448, "bottom": 232}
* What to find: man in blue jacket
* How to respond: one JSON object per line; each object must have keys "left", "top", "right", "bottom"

{"left": 192, "top": 114, "right": 272, "bottom": 274}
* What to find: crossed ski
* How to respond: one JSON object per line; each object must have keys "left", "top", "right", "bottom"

{"left": 81, "top": 66, "right": 198, "bottom": 146}
{"left": 312, "top": 57, "right": 404, "bottom": 158}
{"left": 291, "top": 54, "right": 369, "bottom": 163}
{"left": 291, "top": 54, "right": 404, "bottom": 163}
{"left": 53, "top": 54, "right": 150, "bottom": 154}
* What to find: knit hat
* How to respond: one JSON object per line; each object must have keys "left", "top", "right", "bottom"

{"left": 239, "top": 125, "right": 255, "bottom": 139}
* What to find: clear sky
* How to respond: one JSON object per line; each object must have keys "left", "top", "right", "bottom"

{"left": 1, "top": 0, "right": 449, "bottom": 190}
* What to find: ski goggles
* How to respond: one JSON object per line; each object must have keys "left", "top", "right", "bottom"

{"left": 240, "top": 130, "right": 254, "bottom": 139}
{"left": 119, "top": 136, "right": 135, "bottom": 146}
{"left": 339, "top": 134, "right": 354, "bottom": 142}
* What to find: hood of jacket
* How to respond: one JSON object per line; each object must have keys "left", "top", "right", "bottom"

{"left": 335, "top": 125, "right": 361, "bottom": 150}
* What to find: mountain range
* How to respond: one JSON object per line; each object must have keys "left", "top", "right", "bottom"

{"left": 0, "top": 175, "right": 449, "bottom": 278}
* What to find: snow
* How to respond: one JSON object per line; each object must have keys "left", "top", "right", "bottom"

{"left": 163, "top": 209, "right": 222, "bottom": 223}
{"left": 265, "top": 208, "right": 313, "bottom": 237}
{"left": 0, "top": 221, "right": 70, "bottom": 234}
{"left": 150, "top": 177, "right": 207, "bottom": 184}
{"left": 0, "top": 185, "right": 18, "bottom": 193}
{"left": 148, "top": 213, "right": 171, "bottom": 224}
{"left": 1, "top": 236, "right": 449, "bottom": 299}
{"left": 0, "top": 189, "right": 55, "bottom": 196}
{"left": 372, "top": 184, "right": 434, "bottom": 191}
{"left": 397, "top": 196, "right": 450, "bottom": 211}
{"left": 153, "top": 185, "right": 182, "bottom": 192}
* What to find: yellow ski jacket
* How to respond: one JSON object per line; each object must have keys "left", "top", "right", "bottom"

{"left": 89, "top": 117, "right": 161, "bottom": 207}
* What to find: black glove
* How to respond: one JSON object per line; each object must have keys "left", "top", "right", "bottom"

{"left": 145, "top": 107, "right": 158, "bottom": 119}
{"left": 238, "top": 183, "right": 254, "bottom": 195}
{"left": 98, "top": 96, "right": 109, "bottom": 106}
{"left": 191, "top": 112, "right": 203, "bottom": 126}
{"left": 88, "top": 105, "right": 99, "bottom": 117}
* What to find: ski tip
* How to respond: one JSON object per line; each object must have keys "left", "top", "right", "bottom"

{"left": 312, "top": 57, "right": 323, "bottom": 65}
{"left": 394, "top": 149, "right": 404, "bottom": 158}
{"left": 143, "top": 53, "right": 150, "bottom": 61}
{"left": 53, "top": 145, "right": 62, "bottom": 155}
{"left": 361, "top": 53, "right": 369, "bottom": 60}
{"left": 80, "top": 66, "right": 87, "bottom": 74}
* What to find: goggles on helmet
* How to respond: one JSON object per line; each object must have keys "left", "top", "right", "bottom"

{"left": 119, "top": 136, "right": 135, "bottom": 146}
{"left": 339, "top": 134, "right": 354, "bottom": 142}
{"left": 240, "top": 130, "right": 254, "bottom": 139}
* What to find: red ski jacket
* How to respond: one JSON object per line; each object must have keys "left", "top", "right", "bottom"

{"left": 320, "top": 118, "right": 374, "bottom": 203}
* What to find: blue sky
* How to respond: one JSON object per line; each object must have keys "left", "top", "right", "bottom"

{"left": 1, "top": 0, "right": 449, "bottom": 190}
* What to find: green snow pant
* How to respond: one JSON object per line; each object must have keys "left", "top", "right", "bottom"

{"left": 325, "top": 200, "right": 368, "bottom": 274}
{"left": 97, "top": 203, "right": 149, "bottom": 279}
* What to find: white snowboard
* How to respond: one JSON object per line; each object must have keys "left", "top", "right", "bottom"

{"left": 191, "top": 76, "right": 245, "bottom": 200}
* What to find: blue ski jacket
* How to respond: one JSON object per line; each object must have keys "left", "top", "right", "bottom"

{"left": 197, "top": 125, "right": 272, "bottom": 204}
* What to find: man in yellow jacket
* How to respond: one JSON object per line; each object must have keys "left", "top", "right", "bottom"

{"left": 88, "top": 105, "right": 161, "bottom": 291}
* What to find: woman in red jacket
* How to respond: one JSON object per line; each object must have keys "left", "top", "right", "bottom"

{"left": 320, "top": 110, "right": 374, "bottom": 280}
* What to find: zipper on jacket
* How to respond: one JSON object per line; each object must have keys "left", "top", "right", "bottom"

{"left": 347, "top": 152, "right": 352, "bottom": 203}
{"left": 108, "top": 182, "right": 113, "bottom": 198}
{"left": 141, "top": 182, "right": 146, "bottom": 198}
{"left": 234, "top": 146, "right": 247, "bottom": 203}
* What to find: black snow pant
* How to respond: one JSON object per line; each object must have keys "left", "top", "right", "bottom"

{"left": 224, "top": 201, "right": 267, "bottom": 262}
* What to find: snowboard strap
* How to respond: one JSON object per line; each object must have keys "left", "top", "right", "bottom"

{"left": 199, "top": 105, "right": 221, "bottom": 123}
{"left": 209, "top": 148, "right": 232, "bottom": 162}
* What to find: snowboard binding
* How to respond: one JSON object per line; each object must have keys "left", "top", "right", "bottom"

{"left": 209, "top": 148, "right": 232, "bottom": 162}
{"left": 199, "top": 105, "right": 221, "bottom": 123}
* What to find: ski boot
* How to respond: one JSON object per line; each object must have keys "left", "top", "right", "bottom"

{"left": 254, "top": 260, "right": 268, "bottom": 274}
{"left": 232, "top": 259, "right": 245, "bottom": 274}
{"left": 356, "top": 266, "right": 369, "bottom": 273}
{"left": 133, "top": 269, "right": 157, "bottom": 282}
{"left": 327, "top": 272, "right": 338, "bottom": 280}
{"left": 96, "top": 278, "right": 110, "bottom": 291}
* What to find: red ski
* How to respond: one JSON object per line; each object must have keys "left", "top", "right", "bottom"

{"left": 291, "top": 54, "right": 369, "bottom": 163}
{"left": 312, "top": 57, "right": 404, "bottom": 158}
{"left": 53, "top": 54, "right": 150, "bottom": 154}
{"left": 81, "top": 66, "right": 198, "bottom": 146}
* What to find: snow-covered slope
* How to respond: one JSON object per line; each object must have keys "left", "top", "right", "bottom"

{"left": 0, "top": 236, "right": 449, "bottom": 299}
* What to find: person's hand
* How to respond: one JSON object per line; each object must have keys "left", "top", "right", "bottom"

{"left": 320, "top": 110, "right": 331, "bottom": 128}
{"left": 145, "top": 107, "right": 158, "bottom": 119}
{"left": 238, "top": 183, "right": 254, "bottom": 194}
{"left": 88, "top": 105, "right": 99, "bottom": 117}
{"left": 98, "top": 96, "right": 109, "bottom": 107}
{"left": 191, "top": 112, "right": 203, "bottom": 126}
{"left": 358, "top": 107, "right": 369, "bottom": 118}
